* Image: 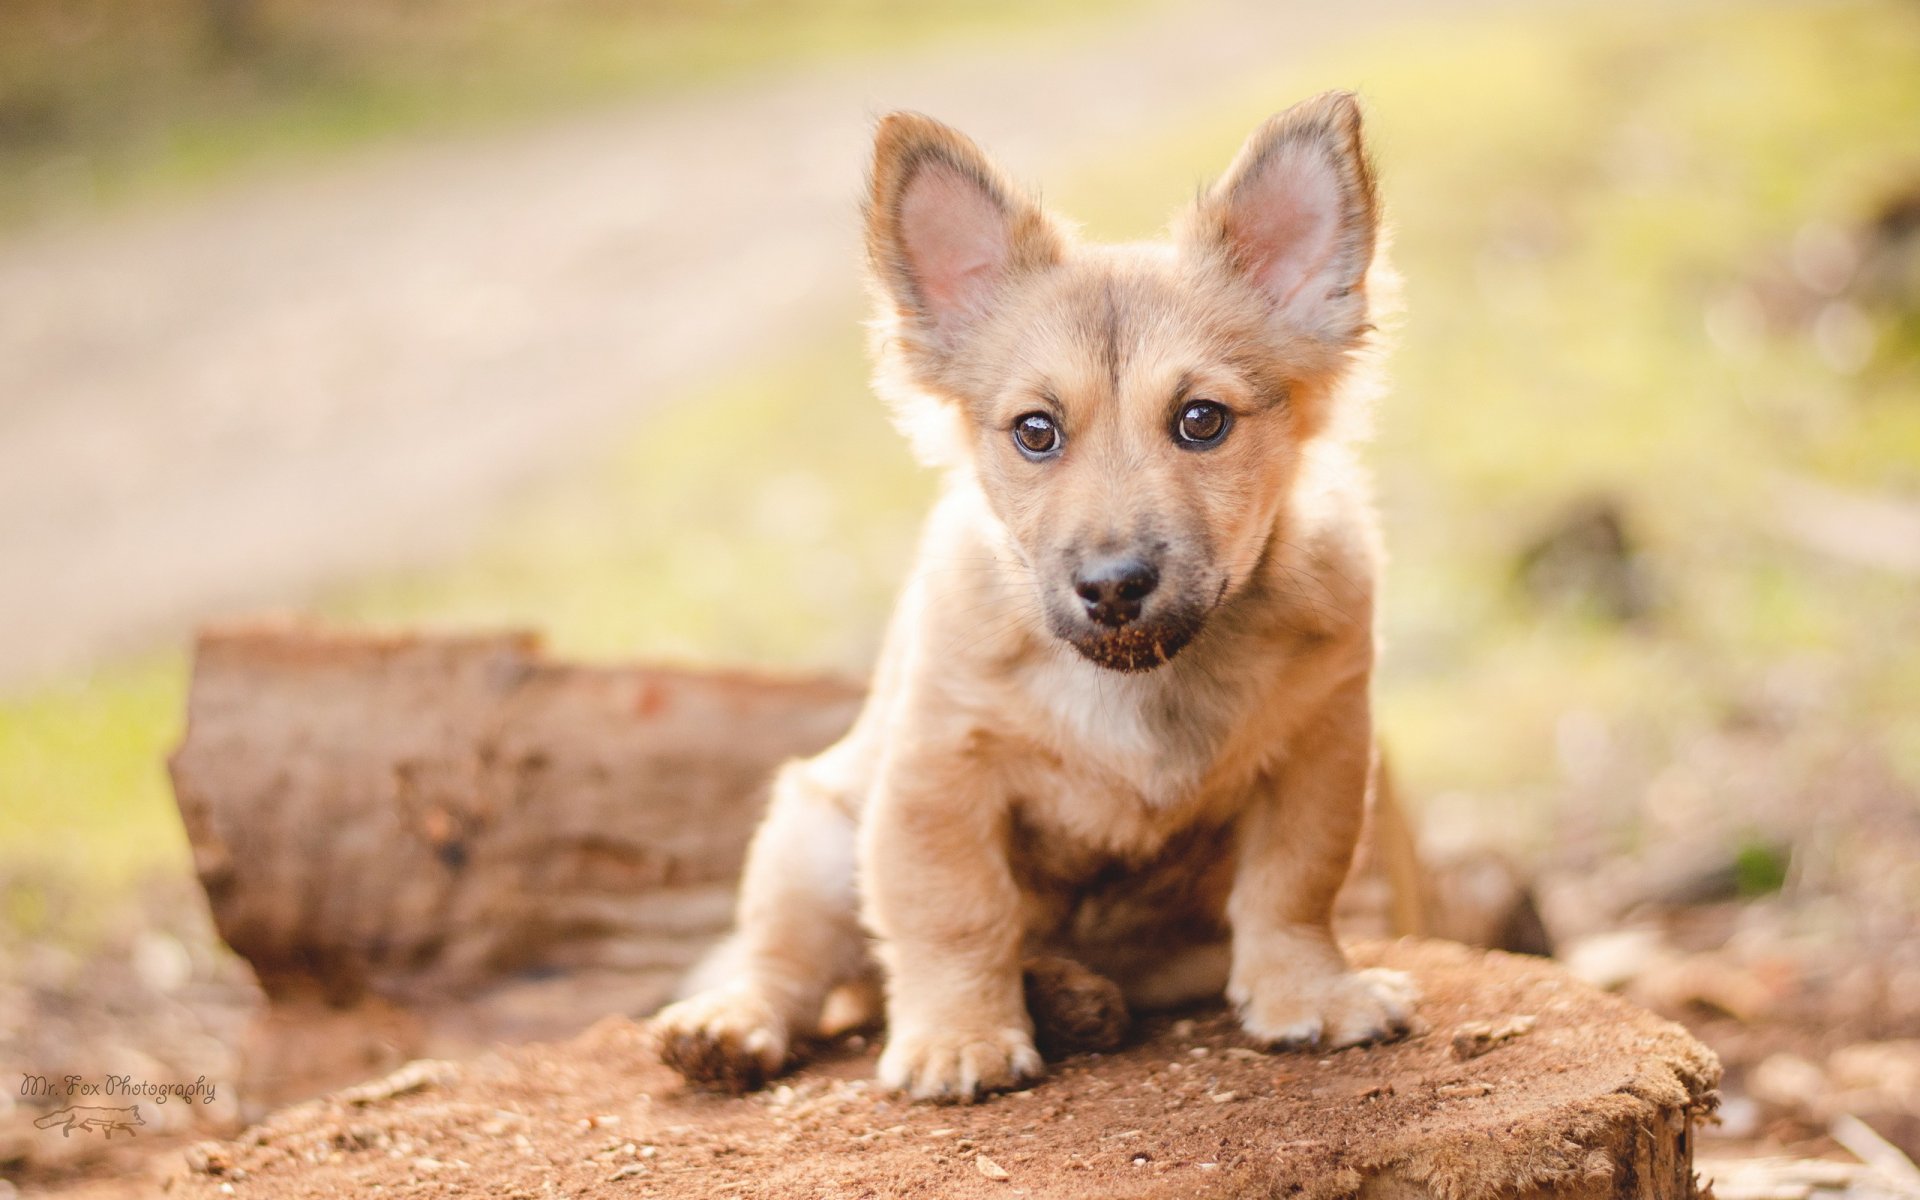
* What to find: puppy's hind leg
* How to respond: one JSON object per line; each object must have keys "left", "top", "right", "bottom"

{"left": 653, "top": 757, "right": 865, "bottom": 1091}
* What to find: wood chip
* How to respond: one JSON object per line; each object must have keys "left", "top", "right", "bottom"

{"left": 1451, "top": 1015, "right": 1538, "bottom": 1060}
{"left": 1699, "top": 1156, "right": 1871, "bottom": 1200}
{"left": 338, "top": 1060, "right": 460, "bottom": 1106}
{"left": 1830, "top": 1113, "right": 1920, "bottom": 1191}
{"left": 185, "top": 1143, "right": 234, "bottom": 1176}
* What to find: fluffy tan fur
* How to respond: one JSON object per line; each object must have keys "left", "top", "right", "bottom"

{"left": 654, "top": 91, "right": 1416, "bottom": 1102}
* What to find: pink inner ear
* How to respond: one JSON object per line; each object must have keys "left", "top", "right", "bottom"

{"left": 898, "top": 161, "right": 1011, "bottom": 325}
{"left": 1228, "top": 144, "right": 1343, "bottom": 312}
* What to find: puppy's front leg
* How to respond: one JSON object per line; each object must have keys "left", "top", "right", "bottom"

{"left": 1228, "top": 676, "right": 1418, "bottom": 1049}
{"left": 653, "top": 757, "right": 866, "bottom": 1090}
{"left": 863, "top": 758, "right": 1040, "bottom": 1102}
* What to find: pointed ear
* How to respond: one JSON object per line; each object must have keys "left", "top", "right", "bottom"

{"left": 1186, "top": 91, "right": 1379, "bottom": 348}
{"left": 864, "top": 112, "right": 1062, "bottom": 346}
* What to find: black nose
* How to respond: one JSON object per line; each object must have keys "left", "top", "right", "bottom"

{"left": 1073, "top": 556, "right": 1160, "bottom": 628}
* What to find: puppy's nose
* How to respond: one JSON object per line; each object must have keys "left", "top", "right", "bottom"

{"left": 1073, "top": 557, "right": 1160, "bottom": 628}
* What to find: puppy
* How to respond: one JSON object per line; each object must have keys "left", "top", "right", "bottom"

{"left": 653, "top": 91, "right": 1415, "bottom": 1102}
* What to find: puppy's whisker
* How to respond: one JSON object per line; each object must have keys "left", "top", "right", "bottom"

{"left": 939, "top": 608, "right": 1046, "bottom": 661}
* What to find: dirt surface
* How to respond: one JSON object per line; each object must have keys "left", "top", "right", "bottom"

{"left": 0, "top": 0, "right": 1536, "bottom": 691}
{"left": 0, "top": 868, "right": 259, "bottom": 1199}
{"left": 169, "top": 941, "right": 1719, "bottom": 1200}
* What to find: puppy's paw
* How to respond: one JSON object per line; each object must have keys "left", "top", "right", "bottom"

{"left": 877, "top": 1025, "right": 1044, "bottom": 1103}
{"left": 652, "top": 988, "right": 790, "bottom": 1092}
{"left": 1232, "top": 967, "right": 1418, "bottom": 1050}
{"left": 1023, "top": 955, "right": 1130, "bottom": 1058}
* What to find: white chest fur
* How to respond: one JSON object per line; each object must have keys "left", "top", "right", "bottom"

{"left": 1013, "top": 641, "right": 1254, "bottom": 812}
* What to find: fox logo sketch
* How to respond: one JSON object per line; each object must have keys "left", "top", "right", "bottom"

{"left": 35, "top": 1105, "right": 145, "bottom": 1138}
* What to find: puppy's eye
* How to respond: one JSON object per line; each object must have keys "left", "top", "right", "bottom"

{"left": 1174, "top": 400, "right": 1231, "bottom": 448}
{"left": 1013, "top": 412, "right": 1062, "bottom": 459}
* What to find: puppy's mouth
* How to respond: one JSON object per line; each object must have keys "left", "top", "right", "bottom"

{"left": 1054, "top": 613, "right": 1203, "bottom": 673}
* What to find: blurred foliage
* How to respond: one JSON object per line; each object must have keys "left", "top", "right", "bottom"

{"left": 3, "top": 0, "right": 1917, "bottom": 896}
{"left": 0, "top": 0, "right": 1121, "bottom": 231}
{"left": 1733, "top": 840, "right": 1792, "bottom": 898}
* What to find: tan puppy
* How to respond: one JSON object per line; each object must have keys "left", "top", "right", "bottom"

{"left": 654, "top": 92, "right": 1416, "bottom": 1102}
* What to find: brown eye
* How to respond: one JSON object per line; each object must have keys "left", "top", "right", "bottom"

{"left": 1175, "top": 400, "right": 1231, "bottom": 448}
{"left": 1013, "top": 412, "right": 1062, "bottom": 459}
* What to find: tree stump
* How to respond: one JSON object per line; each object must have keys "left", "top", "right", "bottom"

{"left": 172, "top": 940, "right": 1719, "bottom": 1199}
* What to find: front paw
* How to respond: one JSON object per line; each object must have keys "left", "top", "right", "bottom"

{"left": 1231, "top": 966, "right": 1418, "bottom": 1050}
{"left": 877, "top": 1025, "right": 1043, "bottom": 1103}
{"left": 652, "top": 988, "right": 790, "bottom": 1092}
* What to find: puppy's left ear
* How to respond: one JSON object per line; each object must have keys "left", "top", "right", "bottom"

{"left": 1186, "top": 91, "right": 1379, "bottom": 350}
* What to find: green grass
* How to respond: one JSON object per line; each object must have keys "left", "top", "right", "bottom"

{"left": 0, "top": 0, "right": 1129, "bottom": 233}
{"left": 0, "top": 656, "right": 189, "bottom": 886}
{"left": 5, "top": 0, "right": 1918, "bottom": 897}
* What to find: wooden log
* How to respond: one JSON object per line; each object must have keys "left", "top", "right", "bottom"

{"left": 168, "top": 622, "right": 861, "bottom": 1030}
{"left": 171, "top": 940, "right": 1722, "bottom": 1200}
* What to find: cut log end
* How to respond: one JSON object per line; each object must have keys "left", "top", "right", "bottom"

{"left": 172, "top": 940, "right": 1719, "bottom": 1200}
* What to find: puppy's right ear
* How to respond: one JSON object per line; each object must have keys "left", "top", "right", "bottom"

{"left": 865, "top": 113, "right": 1062, "bottom": 355}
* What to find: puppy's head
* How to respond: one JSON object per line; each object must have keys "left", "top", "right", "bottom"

{"left": 865, "top": 94, "right": 1382, "bottom": 672}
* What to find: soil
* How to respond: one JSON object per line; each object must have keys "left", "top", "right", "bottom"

{"left": 169, "top": 941, "right": 1719, "bottom": 1200}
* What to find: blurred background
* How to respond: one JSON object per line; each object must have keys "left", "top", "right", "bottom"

{"left": 1, "top": 0, "right": 1917, "bottom": 1193}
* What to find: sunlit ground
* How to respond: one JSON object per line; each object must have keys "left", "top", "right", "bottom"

{"left": 2, "top": 0, "right": 1916, "bottom": 918}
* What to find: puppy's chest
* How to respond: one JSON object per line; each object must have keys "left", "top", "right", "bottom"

{"left": 1007, "top": 656, "right": 1267, "bottom": 849}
